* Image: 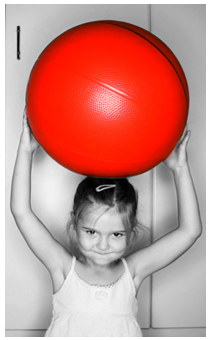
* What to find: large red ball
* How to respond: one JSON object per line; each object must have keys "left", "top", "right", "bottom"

{"left": 26, "top": 20, "right": 189, "bottom": 178}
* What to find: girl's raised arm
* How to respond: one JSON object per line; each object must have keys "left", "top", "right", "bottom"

{"left": 10, "top": 111, "right": 71, "bottom": 277}
{"left": 128, "top": 128, "right": 202, "bottom": 284}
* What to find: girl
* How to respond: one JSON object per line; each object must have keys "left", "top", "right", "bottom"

{"left": 10, "top": 111, "right": 202, "bottom": 337}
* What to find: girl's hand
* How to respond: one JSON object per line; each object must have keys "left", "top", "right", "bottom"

{"left": 163, "top": 127, "right": 191, "bottom": 171}
{"left": 19, "top": 108, "right": 41, "bottom": 153}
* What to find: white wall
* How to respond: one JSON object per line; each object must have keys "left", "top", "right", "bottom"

{"left": 5, "top": 4, "right": 205, "bottom": 337}
{"left": 151, "top": 4, "right": 206, "bottom": 329}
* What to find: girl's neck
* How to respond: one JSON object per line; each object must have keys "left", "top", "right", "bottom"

{"left": 79, "top": 255, "right": 121, "bottom": 273}
{"left": 75, "top": 256, "right": 124, "bottom": 286}
{"left": 90, "top": 258, "right": 119, "bottom": 269}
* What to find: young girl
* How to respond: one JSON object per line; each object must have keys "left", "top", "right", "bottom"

{"left": 10, "top": 111, "right": 202, "bottom": 337}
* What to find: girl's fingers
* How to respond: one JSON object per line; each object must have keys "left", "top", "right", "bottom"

{"left": 23, "top": 107, "right": 27, "bottom": 118}
{"left": 24, "top": 106, "right": 28, "bottom": 115}
{"left": 180, "top": 125, "right": 188, "bottom": 141}
{"left": 22, "top": 113, "right": 28, "bottom": 126}
{"left": 184, "top": 129, "right": 191, "bottom": 142}
{"left": 22, "top": 108, "right": 31, "bottom": 131}
{"left": 181, "top": 130, "right": 191, "bottom": 148}
{"left": 22, "top": 112, "right": 26, "bottom": 129}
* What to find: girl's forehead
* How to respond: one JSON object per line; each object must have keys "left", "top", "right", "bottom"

{"left": 79, "top": 205, "right": 126, "bottom": 231}
{"left": 79, "top": 204, "right": 107, "bottom": 221}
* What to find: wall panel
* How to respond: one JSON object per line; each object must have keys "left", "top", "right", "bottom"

{"left": 151, "top": 4, "right": 206, "bottom": 328}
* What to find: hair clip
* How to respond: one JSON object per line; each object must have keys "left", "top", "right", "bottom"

{"left": 95, "top": 184, "right": 116, "bottom": 192}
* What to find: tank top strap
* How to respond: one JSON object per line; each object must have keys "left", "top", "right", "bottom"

{"left": 65, "top": 256, "right": 76, "bottom": 281}
{"left": 121, "top": 258, "right": 137, "bottom": 296}
{"left": 121, "top": 257, "right": 129, "bottom": 272}
{"left": 71, "top": 256, "right": 76, "bottom": 271}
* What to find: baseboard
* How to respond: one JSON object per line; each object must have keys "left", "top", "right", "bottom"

{"left": 5, "top": 328, "right": 206, "bottom": 337}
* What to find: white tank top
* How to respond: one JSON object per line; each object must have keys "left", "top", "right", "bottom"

{"left": 45, "top": 256, "right": 142, "bottom": 337}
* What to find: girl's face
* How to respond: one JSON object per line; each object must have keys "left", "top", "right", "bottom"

{"left": 76, "top": 206, "right": 128, "bottom": 266}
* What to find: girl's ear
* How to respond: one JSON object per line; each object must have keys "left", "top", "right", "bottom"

{"left": 70, "top": 211, "right": 77, "bottom": 237}
{"left": 129, "top": 230, "right": 136, "bottom": 243}
{"left": 126, "top": 229, "right": 141, "bottom": 254}
{"left": 70, "top": 212, "right": 77, "bottom": 230}
{"left": 124, "top": 231, "right": 136, "bottom": 257}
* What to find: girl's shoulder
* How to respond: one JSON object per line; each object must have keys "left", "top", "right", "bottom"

{"left": 124, "top": 253, "right": 136, "bottom": 278}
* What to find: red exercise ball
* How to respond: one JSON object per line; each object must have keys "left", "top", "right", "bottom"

{"left": 26, "top": 20, "right": 189, "bottom": 178}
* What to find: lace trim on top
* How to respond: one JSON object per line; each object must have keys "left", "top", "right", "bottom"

{"left": 73, "top": 269, "right": 126, "bottom": 289}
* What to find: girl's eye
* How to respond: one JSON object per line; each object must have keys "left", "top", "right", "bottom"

{"left": 86, "top": 230, "right": 96, "bottom": 236}
{"left": 113, "top": 232, "right": 123, "bottom": 238}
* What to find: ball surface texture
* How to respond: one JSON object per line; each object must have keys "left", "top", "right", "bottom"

{"left": 26, "top": 20, "right": 189, "bottom": 177}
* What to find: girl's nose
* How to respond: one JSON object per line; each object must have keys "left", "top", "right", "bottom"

{"left": 97, "top": 236, "right": 110, "bottom": 251}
